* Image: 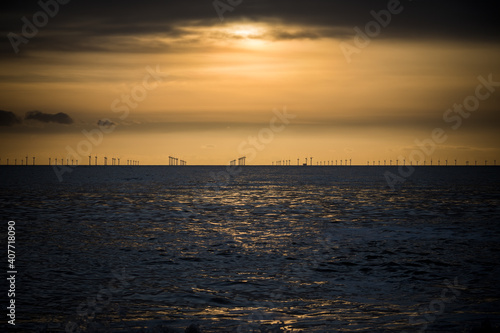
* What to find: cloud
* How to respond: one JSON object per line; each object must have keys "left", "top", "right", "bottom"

{"left": 268, "top": 29, "right": 321, "bottom": 40}
{"left": 24, "top": 111, "right": 73, "bottom": 124}
{"left": 1, "top": 1, "right": 499, "bottom": 55}
{"left": 0, "top": 110, "right": 21, "bottom": 126}
{"left": 97, "top": 119, "right": 115, "bottom": 127}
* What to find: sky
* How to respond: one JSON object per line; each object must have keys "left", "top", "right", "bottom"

{"left": 0, "top": 0, "right": 499, "bottom": 165}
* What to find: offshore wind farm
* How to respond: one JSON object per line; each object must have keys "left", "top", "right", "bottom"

{"left": 0, "top": 154, "right": 497, "bottom": 167}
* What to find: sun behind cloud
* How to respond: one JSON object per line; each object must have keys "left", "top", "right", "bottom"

{"left": 231, "top": 25, "right": 262, "bottom": 38}
{"left": 208, "top": 23, "right": 270, "bottom": 49}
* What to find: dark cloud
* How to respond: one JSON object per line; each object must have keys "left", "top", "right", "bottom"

{"left": 24, "top": 111, "right": 73, "bottom": 124}
{"left": 97, "top": 119, "right": 115, "bottom": 127}
{"left": 0, "top": 110, "right": 21, "bottom": 126}
{"left": 267, "top": 29, "right": 323, "bottom": 41}
{"left": 1, "top": 0, "right": 499, "bottom": 55}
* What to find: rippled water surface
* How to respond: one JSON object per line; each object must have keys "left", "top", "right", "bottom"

{"left": 1, "top": 166, "right": 500, "bottom": 332}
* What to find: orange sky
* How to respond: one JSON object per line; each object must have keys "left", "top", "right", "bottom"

{"left": 1, "top": 9, "right": 499, "bottom": 165}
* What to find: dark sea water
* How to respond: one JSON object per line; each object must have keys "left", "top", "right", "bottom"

{"left": 1, "top": 166, "right": 500, "bottom": 333}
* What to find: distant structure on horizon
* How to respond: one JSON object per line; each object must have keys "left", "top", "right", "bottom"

{"left": 169, "top": 156, "right": 186, "bottom": 165}
{"left": 0, "top": 153, "right": 498, "bottom": 166}
{"left": 229, "top": 156, "right": 245, "bottom": 166}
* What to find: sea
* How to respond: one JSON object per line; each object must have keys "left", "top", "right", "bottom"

{"left": 0, "top": 166, "right": 499, "bottom": 333}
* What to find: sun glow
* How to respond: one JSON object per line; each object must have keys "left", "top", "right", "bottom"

{"left": 233, "top": 25, "right": 268, "bottom": 49}
{"left": 207, "top": 23, "right": 267, "bottom": 49}
{"left": 232, "top": 26, "right": 262, "bottom": 38}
